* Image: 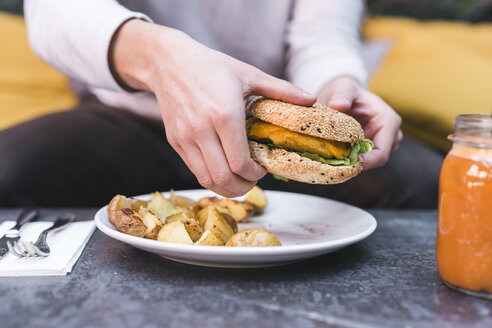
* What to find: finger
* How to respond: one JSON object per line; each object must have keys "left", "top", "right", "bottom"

{"left": 196, "top": 128, "right": 257, "bottom": 197}
{"left": 359, "top": 119, "right": 399, "bottom": 170}
{"left": 181, "top": 142, "right": 234, "bottom": 197}
{"left": 213, "top": 110, "right": 266, "bottom": 182}
{"left": 245, "top": 68, "right": 316, "bottom": 106}
{"left": 392, "top": 130, "right": 403, "bottom": 152}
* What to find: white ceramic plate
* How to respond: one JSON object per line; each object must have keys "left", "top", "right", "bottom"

{"left": 94, "top": 190, "right": 376, "bottom": 268}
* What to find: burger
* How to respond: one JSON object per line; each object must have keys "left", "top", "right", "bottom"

{"left": 246, "top": 97, "right": 374, "bottom": 184}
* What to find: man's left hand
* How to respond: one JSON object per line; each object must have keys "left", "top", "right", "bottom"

{"left": 318, "top": 76, "right": 403, "bottom": 170}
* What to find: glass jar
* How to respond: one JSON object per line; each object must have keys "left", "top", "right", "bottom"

{"left": 437, "top": 114, "right": 492, "bottom": 299}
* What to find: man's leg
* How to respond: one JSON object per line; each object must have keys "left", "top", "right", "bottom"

{"left": 0, "top": 96, "right": 199, "bottom": 207}
{"left": 258, "top": 138, "right": 444, "bottom": 209}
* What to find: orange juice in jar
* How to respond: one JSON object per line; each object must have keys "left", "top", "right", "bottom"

{"left": 437, "top": 114, "right": 492, "bottom": 299}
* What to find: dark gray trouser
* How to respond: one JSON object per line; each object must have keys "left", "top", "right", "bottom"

{"left": 0, "top": 95, "right": 444, "bottom": 208}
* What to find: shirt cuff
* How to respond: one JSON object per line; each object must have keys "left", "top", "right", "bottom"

{"left": 95, "top": 10, "right": 152, "bottom": 92}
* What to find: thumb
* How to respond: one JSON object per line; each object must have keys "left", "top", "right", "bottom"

{"left": 323, "top": 80, "right": 358, "bottom": 112}
{"left": 245, "top": 70, "right": 316, "bottom": 106}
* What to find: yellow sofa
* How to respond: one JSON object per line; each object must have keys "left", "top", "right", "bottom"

{"left": 366, "top": 17, "right": 492, "bottom": 152}
{"left": 0, "top": 12, "right": 77, "bottom": 130}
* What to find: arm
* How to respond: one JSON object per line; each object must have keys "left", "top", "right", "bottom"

{"left": 287, "top": 0, "right": 402, "bottom": 170}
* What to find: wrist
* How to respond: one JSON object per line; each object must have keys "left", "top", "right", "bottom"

{"left": 109, "top": 19, "right": 189, "bottom": 92}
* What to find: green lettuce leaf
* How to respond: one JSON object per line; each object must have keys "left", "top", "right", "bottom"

{"left": 272, "top": 174, "right": 289, "bottom": 182}
{"left": 260, "top": 139, "right": 374, "bottom": 167}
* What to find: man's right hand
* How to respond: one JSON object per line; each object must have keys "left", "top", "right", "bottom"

{"left": 110, "top": 19, "right": 315, "bottom": 197}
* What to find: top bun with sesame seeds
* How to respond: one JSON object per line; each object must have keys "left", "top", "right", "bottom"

{"left": 245, "top": 97, "right": 374, "bottom": 185}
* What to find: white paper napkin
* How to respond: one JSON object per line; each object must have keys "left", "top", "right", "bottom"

{"left": 0, "top": 220, "right": 96, "bottom": 277}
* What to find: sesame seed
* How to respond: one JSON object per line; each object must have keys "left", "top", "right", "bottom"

{"left": 317, "top": 128, "right": 322, "bottom": 133}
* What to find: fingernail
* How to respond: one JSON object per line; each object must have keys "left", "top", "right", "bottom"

{"left": 302, "top": 90, "right": 314, "bottom": 97}
{"left": 329, "top": 97, "right": 351, "bottom": 107}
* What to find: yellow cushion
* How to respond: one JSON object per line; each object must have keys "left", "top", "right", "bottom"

{"left": 0, "top": 13, "right": 78, "bottom": 130}
{"left": 365, "top": 17, "right": 492, "bottom": 152}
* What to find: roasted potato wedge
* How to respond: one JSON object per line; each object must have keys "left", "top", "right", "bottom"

{"left": 197, "top": 196, "right": 221, "bottom": 208}
{"left": 195, "top": 230, "right": 224, "bottom": 246}
{"left": 171, "top": 206, "right": 196, "bottom": 219}
{"left": 157, "top": 220, "right": 193, "bottom": 244}
{"left": 197, "top": 197, "right": 254, "bottom": 222}
{"left": 108, "top": 194, "right": 147, "bottom": 221}
{"left": 109, "top": 208, "right": 146, "bottom": 238}
{"left": 169, "top": 189, "right": 197, "bottom": 209}
{"left": 165, "top": 213, "right": 203, "bottom": 242}
{"left": 197, "top": 207, "right": 237, "bottom": 232}
{"left": 218, "top": 199, "right": 255, "bottom": 222}
{"left": 197, "top": 206, "right": 228, "bottom": 227}
{"left": 225, "top": 229, "right": 281, "bottom": 247}
{"left": 221, "top": 213, "right": 238, "bottom": 233}
{"left": 201, "top": 207, "right": 235, "bottom": 244}
{"left": 148, "top": 192, "right": 176, "bottom": 222}
{"left": 244, "top": 186, "right": 267, "bottom": 213}
{"left": 141, "top": 211, "right": 163, "bottom": 240}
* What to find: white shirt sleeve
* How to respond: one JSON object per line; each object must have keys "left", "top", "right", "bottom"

{"left": 286, "top": 0, "right": 368, "bottom": 94}
{"left": 24, "top": 0, "right": 151, "bottom": 91}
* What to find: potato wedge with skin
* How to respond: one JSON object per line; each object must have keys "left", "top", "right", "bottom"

{"left": 221, "top": 213, "right": 238, "bottom": 233}
{"left": 195, "top": 230, "right": 224, "bottom": 246}
{"left": 197, "top": 197, "right": 221, "bottom": 209}
{"left": 141, "top": 211, "right": 163, "bottom": 240}
{"left": 244, "top": 186, "right": 267, "bottom": 213}
{"left": 197, "top": 197, "right": 253, "bottom": 222}
{"left": 171, "top": 206, "right": 196, "bottom": 219}
{"left": 196, "top": 206, "right": 231, "bottom": 227}
{"left": 218, "top": 199, "right": 255, "bottom": 222}
{"left": 165, "top": 213, "right": 203, "bottom": 242}
{"left": 196, "top": 207, "right": 236, "bottom": 232}
{"left": 148, "top": 192, "right": 176, "bottom": 222}
{"left": 109, "top": 208, "right": 146, "bottom": 238}
{"left": 202, "top": 207, "right": 234, "bottom": 244}
{"left": 108, "top": 195, "right": 147, "bottom": 222}
{"left": 157, "top": 221, "right": 193, "bottom": 244}
{"left": 225, "top": 229, "right": 281, "bottom": 247}
{"left": 169, "top": 190, "right": 197, "bottom": 209}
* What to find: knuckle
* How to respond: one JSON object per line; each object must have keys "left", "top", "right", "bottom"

{"left": 212, "top": 171, "right": 231, "bottom": 186}
{"left": 166, "top": 134, "right": 179, "bottom": 148}
{"left": 196, "top": 174, "right": 214, "bottom": 189}
{"left": 188, "top": 120, "right": 206, "bottom": 137}
{"left": 229, "top": 157, "right": 249, "bottom": 175}
{"left": 211, "top": 109, "right": 234, "bottom": 127}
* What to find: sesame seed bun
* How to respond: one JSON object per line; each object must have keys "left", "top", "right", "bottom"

{"left": 247, "top": 97, "right": 364, "bottom": 143}
{"left": 249, "top": 141, "right": 363, "bottom": 184}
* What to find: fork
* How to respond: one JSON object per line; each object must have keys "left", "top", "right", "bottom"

{"left": 9, "top": 213, "right": 75, "bottom": 258}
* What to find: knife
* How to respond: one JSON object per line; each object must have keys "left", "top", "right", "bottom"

{"left": 0, "top": 209, "right": 39, "bottom": 259}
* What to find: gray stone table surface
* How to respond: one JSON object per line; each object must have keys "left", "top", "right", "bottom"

{"left": 0, "top": 209, "right": 490, "bottom": 328}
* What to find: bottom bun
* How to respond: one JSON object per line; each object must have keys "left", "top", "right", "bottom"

{"left": 249, "top": 141, "right": 363, "bottom": 184}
